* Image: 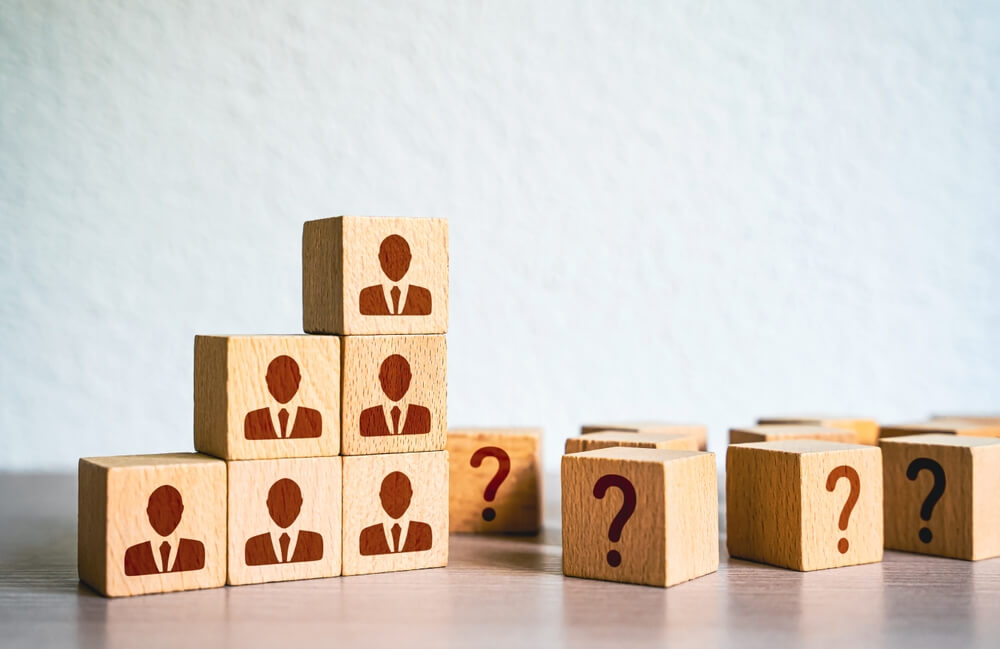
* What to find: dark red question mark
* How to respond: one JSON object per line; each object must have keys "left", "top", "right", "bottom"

{"left": 593, "top": 474, "right": 637, "bottom": 567}
{"left": 826, "top": 465, "right": 860, "bottom": 554}
{"left": 470, "top": 447, "right": 511, "bottom": 522}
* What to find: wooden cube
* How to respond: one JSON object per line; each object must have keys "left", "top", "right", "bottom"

{"left": 194, "top": 335, "right": 341, "bottom": 461}
{"left": 726, "top": 440, "right": 883, "bottom": 571}
{"left": 561, "top": 447, "right": 718, "bottom": 588}
{"left": 580, "top": 422, "right": 708, "bottom": 451}
{"left": 730, "top": 425, "right": 856, "bottom": 445}
{"left": 303, "top": 216, "right": 449, "bottom": 335}
{"left": 565, "top": 432, "right": 699, "bottom": 454}
{"left": 932, "top": 414, "right": 1000, "bottom": 425}
{"left": 342, "top": 451, "right": 449, "bottom": 576}
{"left": 341, "top": 334, "right": 446, "bottom": 456}
{"left": 78, "top": 453, "right": 226, "bottom": 597}
{"left": 880, "top": 434, "right": 1000, "bottom": 560}
{"left": 446, "top": 427, "right": 542, "bottom": 534}
{"left": 757, "top": 417, "right": 879, "bottom": 445}
{"left": 227, "top": 457, "right": 343, "bottom": 585}
{"left": 880, "top": 420, "right": 1000, "bottom": 440}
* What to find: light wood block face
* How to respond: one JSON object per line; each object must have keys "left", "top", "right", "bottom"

{"left": 342, "top": 451, "right": 449, "bottom": 576}
{"left": 78, "top": 453, "right": 226, "bottom": 597}
{"left": 879, "top": 420, "right": 1000, "bottom": 440}
{"left": 227, "top": 457, "right": 343, "bottom": 585}
{"left": 446, "top": 428, "right": 542, "bottom": 534}
{"left": 731, "top": 425, "right": 856, "bottom": 445}
{"left": 726, "top": 441, "right": 883, "bottom": 571}
{"left": 932, "top": 414, "right": 1000, "bottom": 425}
{"left": 194, "top": 335, "right": 341, "bottom": 461}
{"left": 303, "top": 216, "right": 449, "bottom": 335}
{"left": 341, "top": 335, "right": 446, "bottom": 456}
{"left": 880, "top": 434, "right": 1000, "bottom": 561}
{"left": 580, "top": 422, "right": 708, "bottom": 451}
{"left": 757, "top": 417, "right": 879, "bottom": 445}
{"left": 561, "top": 447, "right": 719, "bottom": 588}
{"left": 565, "top": 432, "right": 699, "bottom": 454}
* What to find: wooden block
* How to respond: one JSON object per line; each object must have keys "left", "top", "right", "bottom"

{"left": 730, "top": 425, "right": 856, "bottom": 445}
{"left": 78, "top": 453, "right": 226, "bottom": 597}
{"left": 757, "top": 417, "right": 879, "bottom": 445}
{"left": 446, "top": 427, "right": 542, "bottom": 534}
{"left": 194, "top": 335, "right": 341, "bottom": 461}
{"left": 341, "top": 334, "right": 446, "bottom": 456}
{"left": 726, "top": 440, "right": 883, "bottom": 571}
{"left": 342, "top": 451, "right": 449, "bottom": 576}
{"left": 880, "top": 434, "right": 1000, "bottom": 560}
{"left": 227, "top": 457, "right": 343, "bottom": 585}
{"left": 561, "top": 447, "right": 718, "bottom": 588}
{"left": 303, "top": 216, "right": 449, "bottom": 335}
{"left": 580, "top": 422, "right": 708, "bottom": 451}
{"left": 565, "top": 432, "right": 699, "bottom": 454}
{"left": 932, "top": 414, "right": 1000, "bottom": 425}
{"left": 879, "top": 420, "right": 1000, "bottom": 440}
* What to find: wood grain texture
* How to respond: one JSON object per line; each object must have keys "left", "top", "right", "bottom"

{"left": 580, "top": 422, "right": 708, "bottom": 451}
{"left": 880, "top": 420, "right": 1000, "bottom": 440}
{"left": 727, "top": 441, "right": 883, "bottom": 571}
{"left": 446, "top": 427, "right": 542, "bottom": 534}
{"left": 565, "top": 432, "right": 699, "bottom": 454}
{"left": 341, "top": 335, "right": 446, "bottom": 456}
{"left": 341, "top": 451, "right": 449, "bottom": 576}
{"left": 757, "top": 417, "right": 879, "bottom": 445}
{"left": 227, "top": 457, "right": 343, "bottom": 585}
{"left": 77, "top": 454, "right": 226, "bottom": 597}
{"left": 194, "top": 335, "right": 341, "bottom": 460}
{"left": 562, "top": 447, "right": 718, "bottom": 588}
{"left": 303, "top": 216, "right": 449, "bottom": 335}
{"left": 880, "top": 434, "right": 1000, "bottom": 561}
{"left": 730, "top": 425, "right": 856, "bottom": 445}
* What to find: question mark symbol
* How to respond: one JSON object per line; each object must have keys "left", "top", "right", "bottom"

{"left": 470, "top": 446, "right": 511, "bottom": 522}
{"left": 593, "top": 474, "right": 637, "bottom": 567}
{"left": 906, "top": 457, "right": 946, "bottom": 544}
{"left": 825, "top": 465, "right": 860, "bottom": 554}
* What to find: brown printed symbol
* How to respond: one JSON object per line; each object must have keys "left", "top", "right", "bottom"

{"left": 244, "top": 355, "right": 322, "bottom": 440}
{"left": 359, "top": 471, "right": 432, "bottom": 556}
{"left": 469, "top": 447, "right": 510, "bottom": 522}
{"left": 359, "top": 234, "right": 432, "bottom": 316}
{"left": 593, "top": 474, "right": 636, "bottom": 568}
{"left": 245, "top": 478, "right": 324, "bottom": 566}
{"left": 826, "top": 465, "right": 860, "bottom": 554}
{"left": 124, "top": 485, "right": 205, "bottom": 576}
{"left": 359, "top": 354, "right": 431, "bottom": 437}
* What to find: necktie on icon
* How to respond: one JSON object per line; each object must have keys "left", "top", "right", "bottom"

{"left": 279, "top": 532, "right": 291, "bottom": 563}
{"left": 390, "top": 406, "right": 401, "bottom": 435}
{"left": 278, "top": 408, "right": 289, "bottom": 438}
{"left": 391, "top": 523, "right": 402, "bottom": 553}
{"left": 159, "top": 541, "right": 171, "bottom": 573}
{"left": 390, "top": 286, "right": 401, "bottom": 315}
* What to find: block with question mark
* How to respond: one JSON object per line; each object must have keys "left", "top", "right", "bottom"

{"left": 565, "top": 432, "right": 699, "bottom": 454}
{"left": 730, "top": 425, "right": 857, "bottom": 445}
{"left": 726, "top": 440, "right": 883, "bottom": 571}
{"left": 581, "top": 422, "right": 708, "bottom": 451}
{"left": 446, "top": 428, "right": 542, "bottom": 534}
{"left": 562, "top": 447, "right": 719, "bottom": 588}
{"left": 757, "top": 416, "right": 879, "bottom": 445}
{"left": 880, "top": 434, "right": 1000, "bottom": 560}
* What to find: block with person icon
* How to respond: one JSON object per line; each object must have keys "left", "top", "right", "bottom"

{"left": 303, "top": 216, "right": 449, "bottom": 335}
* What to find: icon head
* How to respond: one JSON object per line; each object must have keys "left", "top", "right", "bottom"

{"left": 378, "top": 471, "right": 413, "bottom": 519}
{"left": 266, "top": 478, "right": 303, "bottom": 528}
{"left": 265, "top": 355, "right": 301, "bottom": 404}
{"left": 146, "top": 485, "right": 184, "bottom": 536}
{"left": 378, "top": 354, "right": 412, "bottom": 401}
{"left": 378, "top": 235, "right": 412, "bottom": 282}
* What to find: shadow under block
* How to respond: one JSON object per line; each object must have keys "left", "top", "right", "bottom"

{"left": 194, "top": 335, "right": 341, "bottom": 461}
{"left": 880, "top": 434, "right": 1000, "bottom": 561}
{"left": 730, "top": 425, "right": 857, "bottom": 445}
{"left": 565, "top": 432, "right": 699, "bottom": 454}
{"left": 303, "top": 216, "right": 449, "bottom": 335}
{"left": 341, "top": 334, "right": 446, "bottom": 456}
{"left": 757, "top": 417, "right": 879, "bottom": 445}
{"left": 342, "top": 451, "right": 449, "bottom": 576}
{"left": 726, "top": 441, "right": 883, "bottom": 571}
{"left": 227, "top": 457, "right": 343, "bottom": 585}
{"left": 561, "top": 447, "right": 719, "bottom": 588}
{"left": 580, "top": 422, "right": 708, "bottom": 451}
{"left": 446, "top": 427, "right": 542, "bottom": 534}
{"left": 78, "top": 453, "right": 226, "bottom": 597}
{"left": 879, "top": 420, "right": 1000, "bottom": 440}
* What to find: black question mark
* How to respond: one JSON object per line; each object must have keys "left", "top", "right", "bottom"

{"left": 906, "top": 457, "right": 946, "bottom": 544}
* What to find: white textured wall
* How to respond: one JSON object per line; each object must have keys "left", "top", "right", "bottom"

{"left": 2, "top": 1, "right": 999, "bottom": 471}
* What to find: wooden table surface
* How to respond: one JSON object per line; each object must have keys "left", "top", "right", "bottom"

{"left": 1, "top": 472, "right": 998, "bottom": 648}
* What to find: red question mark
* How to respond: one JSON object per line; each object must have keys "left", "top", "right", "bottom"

{"left": 470, "top": 447, "right": 511, "bottom": 522}
{"left": 826, "top": 465, "right": 860, "bottom": 554}
{"left": 593, "top": 474, "right": 637, "bottom": 567}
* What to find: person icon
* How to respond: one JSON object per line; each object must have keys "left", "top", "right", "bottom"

{"left": 359, "top": 471, "right": 432, "bottom": 555}
{"left": 358, "top": 234, "right": 432, "bottom": 316}
{"left": 244, "top": 355, "right": 322, "bottom": 440}
{"left": 244, "top": 478, "right": 324, "bottom": 566}
{"left": 124, "top": 485, "right": 205, "bottom": 576}
{"left": 359, "top": 354, "right": 431, "bottom": 437}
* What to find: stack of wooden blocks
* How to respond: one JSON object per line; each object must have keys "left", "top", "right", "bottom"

{"left": 79, "top": 216, "right": 450, "bottom": 596}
